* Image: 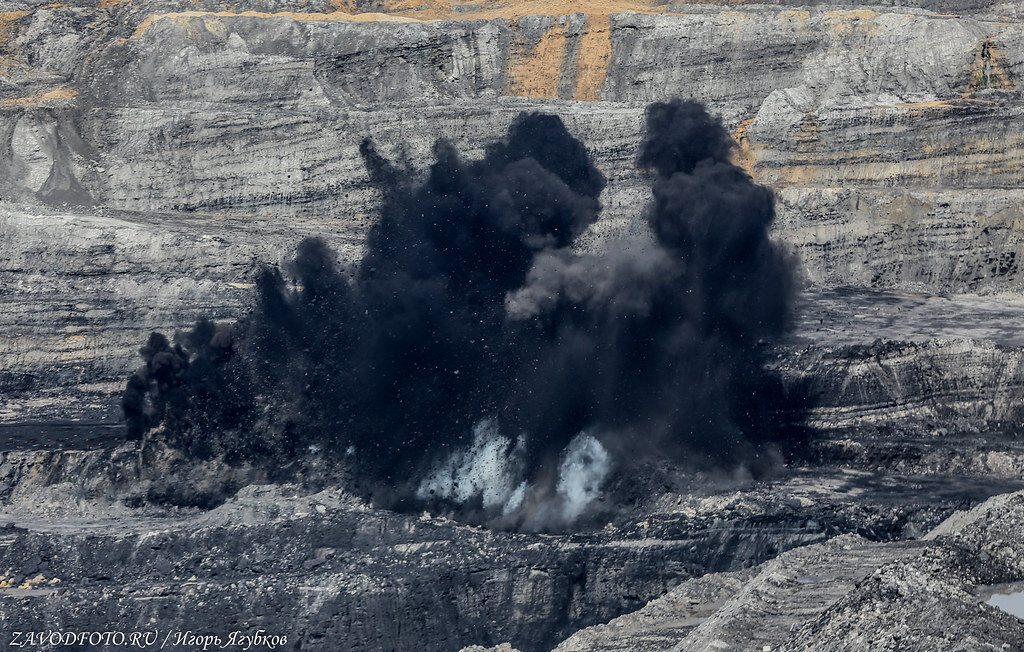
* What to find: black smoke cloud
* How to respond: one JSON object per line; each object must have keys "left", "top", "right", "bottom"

{"left": 123, "top": 100, "right": 802, "bottom": 514}
{"left": 504, "top": 100, "right": 798, "bottom": 474}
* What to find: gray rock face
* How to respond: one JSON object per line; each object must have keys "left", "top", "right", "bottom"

{"left": 776, "top": 491, "right": 1024, "bottom": 651}
{"left": 0, "top": 441, "right": 1018, "bottom": 651}
{"left": 552, "top": 489, "right": 1024, "bottom": 651}
{"left": 4, "top": 1, "right": 1024, "bottom": 420}
{"left": 777, "top": 188, "right": 1024, "bottom": 293}
{"left": 3, "top": 3, "right": 1024, "bottom": 210}
{"left": 3, "top": 0, "right": 1024, "bottom": 650}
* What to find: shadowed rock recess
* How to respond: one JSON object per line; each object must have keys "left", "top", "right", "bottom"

{"left": 3, "top": 0, "right": 1024, "bottom": 650}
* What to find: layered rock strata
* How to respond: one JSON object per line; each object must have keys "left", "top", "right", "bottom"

{"left": 2, "top": 1, "right": 1024, "bottom": 649}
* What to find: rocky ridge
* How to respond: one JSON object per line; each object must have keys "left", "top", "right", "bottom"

{"left": 553, "top": 489, "right": 1024, "bottom": 651}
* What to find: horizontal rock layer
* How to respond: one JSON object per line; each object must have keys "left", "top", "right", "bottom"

{"left": 2, "top": 3, "right": 1024, "bottom": 203}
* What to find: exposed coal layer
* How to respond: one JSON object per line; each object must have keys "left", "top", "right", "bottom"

{"left": 122, "top": 100, "right": 802, "bottom": 519}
